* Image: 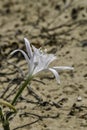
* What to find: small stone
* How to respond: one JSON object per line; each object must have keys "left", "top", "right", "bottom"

{"left": 77, "top": 96, "right": 82, "bottom": 101}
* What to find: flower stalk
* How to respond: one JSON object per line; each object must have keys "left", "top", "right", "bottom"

{"left": 0, "top": 107, "right": 10, "bottom": 130}
{"left": 2, "top": 120, "right": 10, "bottom": 130}
{"left": 11, "top": 74, "right": 33, "bottom": 105}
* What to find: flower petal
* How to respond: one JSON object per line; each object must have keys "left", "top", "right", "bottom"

{"left": 32, "top": 45, "right": 41, "bottom": 56}
{"left": 53, "top": 66, "right": 74, "bottom": 71}
{"left": 24, "top": 38, "right": 33, "bottom": 58}
{"left": 48, "top": 68, "right": 60, "bottom": 84}
{"left": 10, "top": 49, "right": 30, "bottom": 72}
{"left": 45, "top": 54, "right": 57, "bottom": 67}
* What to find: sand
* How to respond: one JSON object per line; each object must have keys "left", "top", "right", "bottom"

{"left": 0, "top": 0, "right": 87, "bottom": 130}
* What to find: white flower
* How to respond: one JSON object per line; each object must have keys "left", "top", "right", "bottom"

{"left": 10, "top": 38, "right": 74, "bottom": 84}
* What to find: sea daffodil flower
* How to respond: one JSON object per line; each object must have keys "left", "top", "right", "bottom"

{"left": 10, "top": 38, "right": 73, "bottom": 84}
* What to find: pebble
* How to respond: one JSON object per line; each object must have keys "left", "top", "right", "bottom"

{"left": 77, "top": 96, "right": 82, "bottom": 101}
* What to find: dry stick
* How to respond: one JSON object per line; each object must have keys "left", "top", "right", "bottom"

{"left": 12, "top": 119, "right": 40, "bottom": 130}
{"left": 30, "top": 19, "right": 87, "bottom": 45}
{"left": 43, "top": 20, "right": 84, "bottom": 46}
{"left": 52, "top": 23, "right": 79, "bottom": 36}
{"left": 0, "top": 70, "right": 19, "bottom": 76}
{"left": 13, "top": 113, "right": 59, "bottom": 130}
{"left": 48, "top": 25, "right": 82, "bottom": 46}
{"left": 27, "top": 85, "right": 43, "bottom": 102}
{"left": 4, "top": 77, "right": 24, "bottom": 100}
{"left": 1, "top": 60, "right": 24, "bottom": 76}
{"left": 0, "top": 77, "right": 23, "bottom": 100}
{"left": 33, "top": 78, "right": 45, "bottom": 85}
{"left": 45, "top": 19, "right": 87, "bottom": 32}
{"left": 0, "top": 78, "right": 20, "bottom": 99}
{"left": 4, "top": 85, "right": 18, "bottom": 100}
{"left": 18, "top": 95, "right": 62, "bottom": 108}
{"left": 19, "top": 96, "right": 38, "bottom": 104}
{"left": 0, "top": 60, "right": 24, "bottom": 98}
{"left": 7, "top": 61, "right": 24, "bottom": 77}
{"left": 19, "top": 112, "right": 59, "bottom": 119}
{"left": 0, "top": 83, "right": 11, "bottom": 98}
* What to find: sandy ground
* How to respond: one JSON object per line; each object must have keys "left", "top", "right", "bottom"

{"left": 0, "top": 0, "right": 87, "bottom": 130}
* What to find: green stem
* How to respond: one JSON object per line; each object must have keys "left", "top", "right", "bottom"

{"left": 11, "top": 75, "right": 33, "bottom": 105}
{"left": 0, "top": 99, "right": 16, "bottom": 112}
{"left": 3, "top": 120, "right": 10, "bottom": 130}
{"left": 0, "top": 108, "right": 10, "bottom": 130}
